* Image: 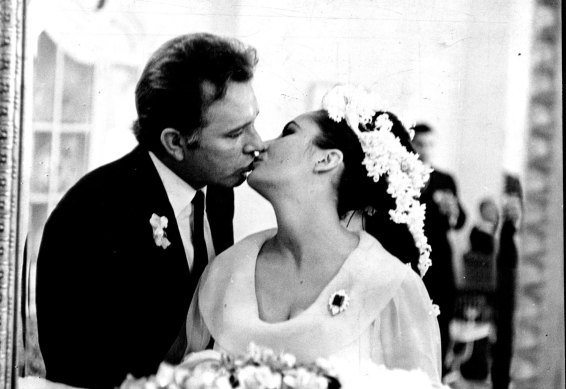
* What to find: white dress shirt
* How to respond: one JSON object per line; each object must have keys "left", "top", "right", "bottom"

{"left": 149, "top": 152, "right": 215, "bottom": 271}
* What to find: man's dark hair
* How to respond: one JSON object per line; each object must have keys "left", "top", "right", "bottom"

{"left": 133, "top": 33, "right": 258, "bottom": 152}
{"left": 412, "top": 123, "right": 433, "bottom": 135}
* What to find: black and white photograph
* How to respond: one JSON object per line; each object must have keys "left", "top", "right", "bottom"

{"left": 0, "top": 1, "right": 562, "bottom": 388}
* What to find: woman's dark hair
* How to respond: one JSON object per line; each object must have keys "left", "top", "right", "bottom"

{"left": 311, "top": 110, "right": 420, "bottom": 270}
{"left": 133, "top": 33, "right": 258, "bottom": 153}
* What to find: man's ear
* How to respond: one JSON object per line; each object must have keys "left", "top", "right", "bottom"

{"left": 160, "top": 128, "right": 185, "bottom": 161}
{"left": 314, "top": 149, "right": 344, "bottom": 173}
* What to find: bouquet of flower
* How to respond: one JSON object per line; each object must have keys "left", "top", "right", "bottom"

{"left": 120, "top": 343, "right": 445, "bottom": 389}
{"left": 120, "top": 344, "right": 340, "bottom": 389}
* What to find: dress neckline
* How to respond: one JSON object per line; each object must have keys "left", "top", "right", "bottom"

{"left": 198, "top": 228, "right": 410, "bottom": 360}
{"left": 252, "top": 232, "right": 363, "bottom": 324}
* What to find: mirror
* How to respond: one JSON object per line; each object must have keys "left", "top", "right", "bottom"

{"left": 0, "top": 0, "right": 561, "bottom": 388}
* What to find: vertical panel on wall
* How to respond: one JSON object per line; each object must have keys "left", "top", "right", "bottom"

{"left": 513, "top": 0, "right": 563, "bottom": 388}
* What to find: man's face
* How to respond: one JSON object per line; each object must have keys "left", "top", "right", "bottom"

{"left": 180, "top": 81, "right": 263, "bottom": 188}
{"left": 412, "top": 132, "right": 434, "bottom": 164}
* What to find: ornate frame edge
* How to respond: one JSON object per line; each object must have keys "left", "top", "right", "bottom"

{"left": 0, "top": 0, "right": 25, "bottom": 387}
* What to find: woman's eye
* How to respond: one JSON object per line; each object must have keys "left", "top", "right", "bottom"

{"left": 281, "top": 128, "right": 293, "bottom": 137}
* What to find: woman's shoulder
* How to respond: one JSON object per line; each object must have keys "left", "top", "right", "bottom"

{"left": 365, "top": 233, "right": 429, "bottom": 300}
{"left": 202, "top": 229, "right": 277, "bottom": 282}
{"left": 354, "top": 232, "right": 437, "bottom": 321}
{"left": 215, "top": 229, "right": 276, "bottom": 261}
{"left": 340, "top": 231, "right": 413, "bottom": 313}
{"left": 356, "top": 231, "right": 413, "bottom": 278}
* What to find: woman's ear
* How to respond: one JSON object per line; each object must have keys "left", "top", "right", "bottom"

{"left": 314, "top": 149, "right": 344, "bottom": 173}
{"left": 160, "top": 128, "right": 185, "bottom": 161}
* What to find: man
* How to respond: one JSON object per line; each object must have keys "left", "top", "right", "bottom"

{"left": 412, "top": 123, "right": 467, "bottom": 375}
{"left": 36, "top": 33, "right": 264, "bottom": 389}
{"left": 491, "top": 175, "right": 522, "bottom": 389}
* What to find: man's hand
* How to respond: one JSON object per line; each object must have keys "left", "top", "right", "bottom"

{"left": 502, "top": 195, "right": 522, "bottom": 228}
{"left": 433, "top": 189, "right": 460, "bottom": 227}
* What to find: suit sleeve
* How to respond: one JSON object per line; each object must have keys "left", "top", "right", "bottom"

{"left": 446, "top": 174, "right": 467, "bottom": 230}
{"left": 36, "top": 194, "right": 133, "bottom": 389}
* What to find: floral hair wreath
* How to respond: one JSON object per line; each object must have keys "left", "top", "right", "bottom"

{"left": 322, "top": 84, "right": 433, "bottom": 277}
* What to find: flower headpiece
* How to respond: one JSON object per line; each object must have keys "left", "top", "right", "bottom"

{"left": 322, "top": 84, "right": 433, "bottom": 277}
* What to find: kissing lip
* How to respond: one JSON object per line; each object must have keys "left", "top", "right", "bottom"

{"left": 251, "top": 157, "right": 264, "bottom": 168}
{"left": 243, "top": 160, "right": 257, "bottom": 174}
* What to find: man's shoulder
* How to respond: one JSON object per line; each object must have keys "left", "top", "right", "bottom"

{"left": 431, "top": 167, "right": 452, "bottom": 179}
{"left": 430, "top": 168, "right": 456, "bottom": 186}
{"left": 51, "top": 147, "right": 153, "bottom": 212}
{"left": 80, "top": 146, "right": 148, "bottom": 183}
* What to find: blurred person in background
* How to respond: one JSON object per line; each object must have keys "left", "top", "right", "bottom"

{"left": 449, "top": 197, "right": 499, "bottom": 383}
{"left": 412, "top": 123, "right": 467, "bottom": 376}
{"left": 491, "top": 174, "right": 522, "bottom": 389}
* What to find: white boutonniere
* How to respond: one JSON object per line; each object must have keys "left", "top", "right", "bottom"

{"left": 150, "top": 213, "right": 171, "bottom": 249}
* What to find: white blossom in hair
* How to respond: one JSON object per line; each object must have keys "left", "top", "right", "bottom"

{"left": 322, "top": 84, "right": 433, "bottom": 277}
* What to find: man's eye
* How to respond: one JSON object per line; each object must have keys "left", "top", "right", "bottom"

{"left": 227, "top": 130, "right": 243, "bottom": 139}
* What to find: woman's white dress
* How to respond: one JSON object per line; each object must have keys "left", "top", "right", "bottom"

{"left": 185, "top": 229, "right": 442, "bottom": 384}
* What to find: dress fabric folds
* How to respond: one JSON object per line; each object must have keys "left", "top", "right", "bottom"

{"left": 186, "top": 230, "right": 442, "bottom": 384}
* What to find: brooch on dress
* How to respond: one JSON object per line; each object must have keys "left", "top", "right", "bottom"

{"left": 328, "top": 290, "right": 350, "bottom": 316}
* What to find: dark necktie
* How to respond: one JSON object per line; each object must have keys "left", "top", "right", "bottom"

{"left": 164, "top": 190, "right": 208, "bottom": 364}
{"left": 191, "top": 190, "right": 208, "bottom": 283}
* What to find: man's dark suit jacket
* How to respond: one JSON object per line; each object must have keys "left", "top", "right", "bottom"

{"left": 419, "top": 169, "right": 466, "bottom": 362}
{"left": 36, "top": 146, "right": 234, "bottom": 389}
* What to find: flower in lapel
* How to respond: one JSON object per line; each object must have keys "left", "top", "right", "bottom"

{"left": 150, "top": 213, "right": 171, "bottom": 249}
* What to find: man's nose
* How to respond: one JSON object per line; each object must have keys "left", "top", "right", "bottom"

{"left": 243, "top": 127, "right": 266, "bottom": 154}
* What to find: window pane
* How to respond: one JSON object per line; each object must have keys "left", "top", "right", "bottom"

{"left": 29, "top": 202, "right": 48, "bottom": 260}
{"left": 31, "top": 132, "right": 52, "bottom": 194}
{"left": 33, "top": 32, "right": 56, "bottom": 122}
{"left": 105, "top": 65, "right": 137, "bottom": 129}
{"left": 62, "top": 54, "right": 94, "bottom": 123}
{"left": 57, "top": 133, "right": 89, "bottom": 192}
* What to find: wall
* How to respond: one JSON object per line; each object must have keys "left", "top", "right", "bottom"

{"left": 209, "top": 0, "right": 525, "bottom": 242}
{"left": 36, "top": 0, "right": 530, "bottom": 244}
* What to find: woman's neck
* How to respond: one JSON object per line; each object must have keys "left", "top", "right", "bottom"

{"left": 269, "top": 197, "right": 357, "bottom": 267}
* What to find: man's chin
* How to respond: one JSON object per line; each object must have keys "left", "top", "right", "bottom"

{"left": 209, "top": 170, "right": 252, "bottom": 188}
{"left": 217, "top": 174, "right": 247, "bottom": 188}
{"left": 233, "top": 176, "right": 247, "bottom": 187}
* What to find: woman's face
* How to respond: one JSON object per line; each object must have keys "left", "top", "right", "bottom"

{"left": 247, "top": 112, "right": 322, "bottom": 190}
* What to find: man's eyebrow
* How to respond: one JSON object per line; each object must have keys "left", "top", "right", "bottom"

{"left": 226, "top": 110, "right": 260, "bottom": 133}
{"left": 226, "top": 122, "right": 250, "bottom": 133}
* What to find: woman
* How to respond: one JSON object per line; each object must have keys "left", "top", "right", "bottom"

{"left": 185, "top": 85, "right": 442, "bottom": 384}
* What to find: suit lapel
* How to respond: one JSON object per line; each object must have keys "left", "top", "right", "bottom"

{"left": 125, "top": 147, "right": 235, "bottom": 270}
{"left": 124, "top": 147, "right": 189, "bottom": 277}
